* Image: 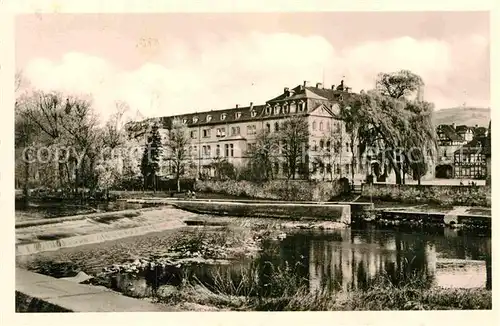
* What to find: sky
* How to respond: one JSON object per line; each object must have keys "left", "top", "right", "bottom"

{"left": 15, "top": 12, "right": 490, "bottom": 122}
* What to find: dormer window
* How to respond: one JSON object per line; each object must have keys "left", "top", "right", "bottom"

{"left": 299, "top": 101, "right": 305, "bottom": 111}
{"left": 274, "top": 105, "right": 280, "bottom": 115}
{"left": 193, "top": 116, "right": 199, "bottom": 123}
{"left": 206, "top": 115, "right": 212, "bottom": 122}
{"left": 265, "top": 105, "right": 271, "bottom": 115}
{"left": 221, "top": 113, "right": 227, "bottom": 121}
{"left": 283, "top": 103, "right": 289, "bottom": 114}
{"left": 235, "top": 112, "right": 242, "bottom": 119}
{"left": 182, "top": 118, "right": 188, "bottom": 124}
{"left": 251, "top": 110, "right": 257, "bottom": 118}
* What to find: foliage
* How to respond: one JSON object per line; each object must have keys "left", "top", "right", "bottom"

{"left": 140, "top": 123, "right": 163, "bottom": 190}
{"left": 331, "top": 70, "right": 436, "bottom": 185}
{"left": 376, "top": 70, "right": 424, "bottom": 100}
{"left": 361, "top": 184, "right": 491, "bottom": 207}
{"left": 195, "top": 179, "right": 342, "bottom": 201}
{"left": 211, "top": 157, "right": 237, "bottom": 181}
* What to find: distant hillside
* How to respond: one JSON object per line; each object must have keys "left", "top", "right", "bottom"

{"left": 433, "top": 107, "right": 490, "bottom": 127}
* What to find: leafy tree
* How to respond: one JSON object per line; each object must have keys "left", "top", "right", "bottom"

{"left": 350, "top": 88, "right": 436, "bottom": 185}
{"left": 403, "top": 100, "right": 437, "bottom": 185}
{"left": 140, "top": 122, "right": 162, "bottom": 191}
{"left": 347, "top": 70, "right": 435, "bottom": 185}
{"left": 277, "top": 115, "right": 309, "bottom": 180}
{"left": 376, "top": 70, "right": 424, "bottom": 100}
{"left": 165, "top": 118, "right": 191, "bottom": 192}
{"left": 211, "top": 157, "right": 237, "bottom": 181}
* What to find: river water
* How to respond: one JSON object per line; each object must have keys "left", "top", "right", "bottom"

{"left": 16, "top": 201, "right": 491, "bottom": 295}
{"left": 19, "top": 225, "right": 491, "bottom": 297}
{"left": 129, "top": 227, "right": 491, "bottom": 295}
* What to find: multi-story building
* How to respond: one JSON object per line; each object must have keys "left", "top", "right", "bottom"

{"left": 435, "top": 124, "right": 468, "bottom": 178}
{"left": 435, "top": 123, "right": 490, "bottom": 180}
{"left": 128, "top": 80, "right": 358, "bottom": 180}
{"left": 453, "top": 128, "right": 490, "bottom": 179}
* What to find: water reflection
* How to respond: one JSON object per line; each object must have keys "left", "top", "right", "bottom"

{"left": 100, "top": 227, "right": 491, "bottom": 297}
{"left": 271, "top": 227, "right": 491, "bottom": 292}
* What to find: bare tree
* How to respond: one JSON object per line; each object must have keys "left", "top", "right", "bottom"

{"left": 277, "top": 115, "right": 309, "bottom": 180}
{"left": 165, "top": 118, "right": 191, "bottom": 192}
{"left": 314, "top": 124, "right": 342, "bottom": 181}
{"left": 246, "top": 129, "right": 278, "bottom": 181}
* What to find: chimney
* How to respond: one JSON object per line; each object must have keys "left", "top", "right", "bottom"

{"left": 316, "top": 82, "right": 323, "bottom": 88}
{"left": 250, "top": 102, "right": 253, "bottom": 109}
{"left": 475, "top": 124, "right": 478, "bottom": 128}
{"left": 284, "top": 87, "right": 290, "bottom": 97}
{"left": 236, "top": 104, "right": 239, "bottom": 109}
{"left": 331, "top": 85, "right": 335, "bottom": 90}
{"left": 303, "top": 80, "right": 308, "bottom": 87}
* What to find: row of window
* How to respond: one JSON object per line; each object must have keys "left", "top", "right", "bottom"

{"left": 182, "top": 110, "right": 259, "bottom": 125}
{"left": 264, "top": 162, "right": 352, "bottom": 175}
{"left": 189, "top": 144, "right": 236, "bottom": 158}
{"left": 265, "top": 101, "right": 306, "bottom": 115}
{"left": 190, "top": 125, "right": 257, "bottom": 139}
{"left": 310, "top": 140, "right": 352, "bottom": 152}
{"left": 189, "top": 120, "right": 340, "bottom": 140}
{"left": 312, "top": 120, "right": 334, "bottom": 132}
{"left": 454, "top": 153, "right": 485, "bottom": 164}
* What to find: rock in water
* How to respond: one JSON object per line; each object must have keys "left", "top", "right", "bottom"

{"left": 60, "top": 271, "right": 94, "bottom": 284}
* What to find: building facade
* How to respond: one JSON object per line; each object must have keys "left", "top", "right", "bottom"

{"left": 128, "top": 81, "right": 358, "bottom": 180}
{"left": 435, "top": 123, "right": 490, "bottom": 180}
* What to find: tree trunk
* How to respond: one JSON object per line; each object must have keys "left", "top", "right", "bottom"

{"left": 395, "top": 170, "right": 402, "bottom": 185}
{"left": 23, "top": 150, "right": 30, "bottom": 203}
{"left": 153, "top": 173, "right": 157, "bottom": 193}
{"left": 177, "top": 175, "right": 181, "bottom": 192}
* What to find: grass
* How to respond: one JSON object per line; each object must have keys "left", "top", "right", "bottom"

{"left": 151, "top": 261, "right": 492, "bottom": 311}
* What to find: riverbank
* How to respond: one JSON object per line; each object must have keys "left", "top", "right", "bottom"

{"left": 17, "top": 215, "right": 491, "bottom": 311}
{"left": 148, "top": 279, "right": 491, "bottom": 311}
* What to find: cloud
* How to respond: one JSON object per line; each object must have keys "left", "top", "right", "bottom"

{"left": 23, "top": 32, "right": 490, "bottom": 123}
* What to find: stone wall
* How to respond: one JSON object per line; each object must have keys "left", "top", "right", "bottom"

{"left": 194, "top": 180, "right": 344, "bottom": 202}
{"left": 361, "top": 183, "right": 491, "bottom": 207}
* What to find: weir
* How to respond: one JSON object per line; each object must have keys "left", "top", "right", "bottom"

{"left": 15, "top": 207, "right": 161, "bottom": 229}
{"left": 170, "top": 200, "right": 351, "bottom": 224}
{"left": 16, "top": 220, "right": 186, "bottom": 256}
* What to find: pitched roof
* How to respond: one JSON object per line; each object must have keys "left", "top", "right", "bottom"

{"left": 473, "top": 126, "right": 487, "bottom": 137}
{"left": 160, "top": 104, "right": 266, "bottom": 129}
{"left": 266, "top": 84, "right": 352, "bottom": 103}
{"left": 305, "top": 86, "right": 352, "bottom": 101}
{"left": 437, "top": 124, "right": 464, "bottom": 142}
{"left": 455, "top": 125, "right": 473, "bottom": 133}
{"left": 454, "top": 136, "right": 488, "bottom": 154}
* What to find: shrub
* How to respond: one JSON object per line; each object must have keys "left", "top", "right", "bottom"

{"left": 361, "top": 184, "right": 491, "bottom": 207}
